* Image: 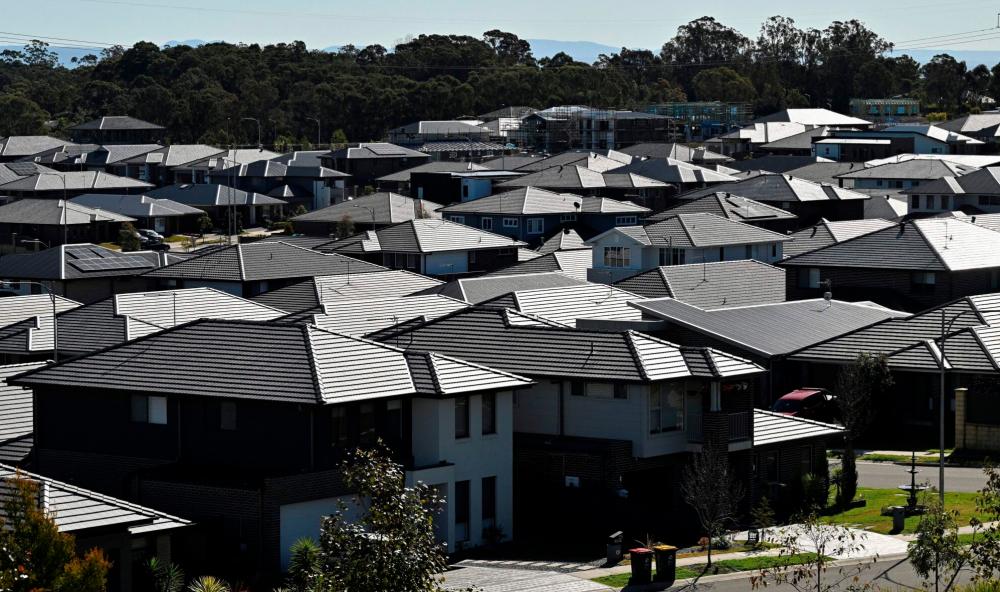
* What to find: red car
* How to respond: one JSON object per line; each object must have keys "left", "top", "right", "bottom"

{"left": 771, "top": 388, "right": 838, "bottom": 423}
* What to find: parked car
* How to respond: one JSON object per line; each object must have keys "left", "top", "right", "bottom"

{"left": 771, "top": 388, "right": 839, "bottom": 423}
{"left": 138, "top": 229, "right": 164, "bottom": 242}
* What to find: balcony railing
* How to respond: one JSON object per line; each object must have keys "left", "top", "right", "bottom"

{"left": 687, "top": 411, "right": 751, "bottom": 444}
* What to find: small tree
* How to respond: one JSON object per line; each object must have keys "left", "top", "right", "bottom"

{"left": 330, "top": 129, "right": 349, "bottom": 149}
{"left": 148, "top": 557, "right": 185, "bottom": 592}
{"left": 750, "top": 497, "right": 775, "bottom": 545}
{"left": 335, "top": 214, "right": 355, "bottom": 239}
{"left": 0, "top": 475, "right": 110, "bottom": 592}
{"left": 752, "top": 514, "right": 877, "bottom": 592}
{"left": 969, "top": 463, "right": 1000, "bottom": 581}
{"left": 318, "top": 443, "right": 446, "bottom": 592}
{"left": 285, "top": 538, "right": 323, "bottom": 591}
{"left": 119, "top": 222, "right": 141, "bottom": 252}
{"left": 680, "top": 445, "right": 743, "bottom": 567}
{"left": 835, "top": 353, "right": 893, "bottom": 507}
{"left": 909, "top": 496, "right": 969, "bottom": 592}
{"left": 292, "top": 205, "right": 308, "bottom": 218}
{"left": 198, "top": 213, "right": 213, "bottom": 237}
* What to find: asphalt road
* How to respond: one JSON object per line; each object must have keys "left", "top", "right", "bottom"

{"left": 847, "top": 461, "right": 987, "bottom": 493}
{"left": 684, "top": 555, "right": 974, "bottom": 592}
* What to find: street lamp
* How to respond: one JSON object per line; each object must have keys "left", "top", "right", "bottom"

{"left": 217, "top": 157, "right": 241, "bottom": 244}
{"left": 306, "top": 117, "right": 321, "bottom": 148}
{"left": 241, "top": 117, "right": 262, "bottom": 149}
{"left": 36, "top": 173, "right": 68, "bottom": 244}
{"left": 1, "top": 279, "right": 61, "bottom": 363}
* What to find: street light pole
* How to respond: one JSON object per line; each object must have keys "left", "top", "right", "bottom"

{"left": 241, "top": 117, "right": 262, "bottom": 149}
{"left": 307, "top": 117, "right": 321, "bottom": 148}
{"left": 217, "top": 157, "right": 240, "bottom": 244}
{"left": 37, "top": 173, "right": 68, "bottom": 245}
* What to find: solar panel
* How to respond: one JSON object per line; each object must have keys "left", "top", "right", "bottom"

{"left": 68, "top": 255, "right": 154, "bottom": 273}
{"left": 367, "top": 144, "right": 407, "bottom": 156}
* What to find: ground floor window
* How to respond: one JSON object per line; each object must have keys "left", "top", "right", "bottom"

{"left": 455, "top": 480, "right": 470, "bottom": 542}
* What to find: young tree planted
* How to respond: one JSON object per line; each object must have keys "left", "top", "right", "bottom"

{"left": 119, "top": 221, "right": 141, "bottom": 252}
{"left": 681, "top": 445, "right": 743, "bottom": 568}
{"left": 834, "top": 353, "right": 893, "bottom": 507}
{"left": 908, "top": 496, "right": 969, "bottom": 592}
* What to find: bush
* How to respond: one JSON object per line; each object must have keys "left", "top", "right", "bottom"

{"left": 713, "top": 536, "right": 732, "bottom": 550}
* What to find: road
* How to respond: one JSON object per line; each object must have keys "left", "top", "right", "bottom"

{"left": 850, "top": 461, "right": 986, "bottom": 493}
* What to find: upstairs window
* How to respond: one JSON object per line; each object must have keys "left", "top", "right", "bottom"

{"left": 503, "top": 218, "right": 519, "bottom": 228}
{"left": 911, "top": 195, "right": 921, "bottom": 209}
{"left": 659, "top": 247, "right": 685, "bottom": 266}
{"left": 649, "top": 384, "right": 684, "bottom": 434}
{"left": 481, "top": 217, "right": 493, "bottom": 231}
{"left": 615, "top": 216, "right": 638, "bottom": 225}
{"left": 912, "top": 271, "right": 936, "bottom": 294}
{"left": 482, "top": 393, "right": 496, "bottom": 435}
{"left": 448, "top": 215, "right": 465, "bottom": 224}
{"left": 797, "top": 267, "right": 821, "bottom": 289}
{"left": 603, "top": 246, "right": 631, "bottom": 268}
{"left": 526, "top": 218, "right": 544, "bottom": 235}
{"left": 131, "top": 395, "right": 167, "bottom": 425}
{"left": 455, "top": 396, "right": 470, "bottom": 439}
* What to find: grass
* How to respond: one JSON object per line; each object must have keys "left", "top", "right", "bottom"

{"left": 859, "top": 453, "right": 942, "bottom": 463}
{"left": 164, "top": 235, "right": 190, "bottom": 243}
{"left": 676, "top": 541, "right": 778, "bottom": 560}
{"left": 821, "top": 488, "right": 984, "bottom": 534}
{"left": 591, "top": 553, "right": 823, "bottom": 588}
{"left": 97, "top": 242, "right": 120, "bottom": 251}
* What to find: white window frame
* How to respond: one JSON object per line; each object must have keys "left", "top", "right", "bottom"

{"left": 560, "top": 213, "right": 577, "bottom": 222}
{"left": 480, "top": 217, "right": 493, "bottom": 231}
{"left": 526, "top": 218, "right": 544, "bottom": 234}
{"left": 615, "top": 215, "right": 638, "bottom": 225}
{"left": 448, "top": 215, "right": 465, "bottom": 224}
{"left": 603, "top": 246, "right": 631, "bottom": 268}
{"left": 131, "top": 394, "right": 168, "bottom": 425}
{"left": 502, "top": 217, "right": 519, "bottom": 228}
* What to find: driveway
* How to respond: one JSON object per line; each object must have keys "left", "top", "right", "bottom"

{"left": 442, "top": 564, "right": 611, "bottom": 592}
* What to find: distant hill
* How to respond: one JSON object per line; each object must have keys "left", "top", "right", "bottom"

{"left": 897, "top": 49, "right": 1000, "bottom": 68}
{"left": 525, "top": 39, "right": 621, "bottom": 64}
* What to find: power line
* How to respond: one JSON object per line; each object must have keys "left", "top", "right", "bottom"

{"left": 0, "top": 31, "right": 114, "bottom": 47}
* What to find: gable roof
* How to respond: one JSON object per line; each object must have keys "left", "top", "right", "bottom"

{"left": 783, "top": 162, "right": 865, "bottom": 186}
{"left": 903, "top": 166, "right": 1000, "bottom": 196}
{"left": 0, "top": 163, "right": 56, "bottom": 186}
{"left": 618, "top": 143, "right": 732, "bottom": 163}
{"left": 12, "top": 319, "right": 531, "bottom": 402}
{"left": 144, "top": 241, "right": 385, "bottom": 282}
{"left": 440, "top": 187, "right": 648, "bottom": 215}
{"left": 374, "top": 306, "right": 763, "bottom": 381}
{"left": 614, "top": 260, "right": 786, "bottom": 308}
{"left": 0, "top": 361, "right": 47, "bottom": 462}
{"left": 305, "top": 295, "right": 469, "bottom": 336}
{"left": 251, "top": 269, "right": 441, "bottom": 316}
{"left": 632, "top": 297, "right": 908, "bottom": 357}
{"left": 0, "top": 136, "right": 74, "bottom": 158}
{"left": 497, "top": 165, "right": 666, "bottom": 190}
{"left": 80, "top": 144, "right": 163, "bottom": 166}
{"left": 486, "top": 249, "right": 592, "bottom": 281}
{"left": 787, "top": 293, "right": 1000, "bottom": 373}
{"left": 537, "top": 229, "right": 588, "bottom": 254}
{"left": 939, "top": 113, "right": 1000, "bottom": 134}
{"left": 837, "top": 159, "right": 978, "bottom": 180}
{"left": 415, "top": 271, "right": 587, "bottom": 304}
{"left": 376, "top": 161, "right": 489, "bottom": 183}
{"left": 0, "top": 295, "right": 83, "bottom": 355}
{"left": 784, "top": 218, "right": 897, "bottom": 258}
{"left": 760, "top": 126, "right": 834, "bottom": 151}
{"left": 319, "top": 219, "right": 526, "bottom": 254}
{"left": 479, "top": 283, "right": 643, "bottom": 327}
{"left": 69, "top": 116, "right": 164, "bottom": 131}
{"left": 588, "top": 213, "right": 789, "bottom": 248}
{"left": 146, "top": 184, "right": 285, "bottom": 206}
{"left": 727, "top": 155, "right": 835, "bottom": 174}
{"left": 753, "top": 410, "right": 844, "bottom": 446}
{"left": 0, "top": 244, "right": 165, "bottom": 281}
{"left": 677, "top": 172, "right": 869, "bottom": 203}
{"left": 0, "top": 199, "right": 134, "bottom": 225}
{"left": 70, "top": 194, "right": 203, "bottom": 218}
{"left": 292, "top": 193, "right": 442, "bottom": 225}
{"left": 781, "top": 218, "right": 1000, "bottom": 272}
{"left": 607, "top": 158, "right": 738, "bottom": 184}
{"left": 0, "top": 171, "right": 153, "bottom": 192}
{"left": 649, "top": 193, "right": 796, "bottom": 224}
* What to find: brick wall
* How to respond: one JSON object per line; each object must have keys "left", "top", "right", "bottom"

{"left": 955, "top": 388, "right": 1000, "bottom": 453}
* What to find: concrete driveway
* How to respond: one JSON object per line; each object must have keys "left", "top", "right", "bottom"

{"left": 443, "top": 564, "right": 611, "bottom": 592}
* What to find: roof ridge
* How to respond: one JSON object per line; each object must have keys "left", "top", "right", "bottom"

{"left": 910, "top": 219, "right": 956, "bottom": 272}
{"left": 420, "top": 351, "right": 446, "bottom": 394}
{"left": 302, "top": 325, "right": 330, "bottom": 403}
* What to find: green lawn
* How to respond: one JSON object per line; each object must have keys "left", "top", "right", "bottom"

{"left": 591, "top": 553, "right": 821, "bottom": 588}
{"left": 821, "top": 488, "right": 984, "bottom": 534}
{"left": 859, "top": 453, "right": 942, "bottom": 463}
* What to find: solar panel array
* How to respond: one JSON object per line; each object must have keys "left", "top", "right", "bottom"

{"left": 368, "top": 145, "right": 407, "bottom": 156}
{"left": 68, "top": 255, "right": 154, "bottom": 273}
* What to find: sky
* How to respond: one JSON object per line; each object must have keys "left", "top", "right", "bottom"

{"left": 4, "top": 0, "right": 1000, "bottom": 54}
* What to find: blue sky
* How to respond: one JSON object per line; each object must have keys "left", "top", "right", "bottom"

{"left": 5, "top": 0, "right": 1000, "bottom": 53}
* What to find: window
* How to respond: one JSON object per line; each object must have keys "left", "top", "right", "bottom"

{"left": 941, "top": 196, "right": 950, "bottom": 210}
{"left": 331, "top": 407, "right": 348, "bottom": 446}
{"left": 614, "top": 384, "right": 629, "bottom": 400}
{"left": 876, "top": 179, "right": 883, "bottom": 187}
{"left": 649, "top": 384, "right": 684, "bottom": 434}
{"left": 526, "top": 218, "right": 544, "bottom": 234}
{"left": 482, "top": 393, "right": 496, "bottom": 435}
{"left": 502, "top": 218, "right": 519, "bottom": 228}
{"left": 659, "top": 247, "right": 685, "bottom": 266}
{"left": 560, "top": 213, "right": 577, "bottom": 222}
{"left": 570, "top": 381, "right": 585, "bottom": 397}
{"left": 771, "top": 244, "right": 777, "bottom": 258}
{"left": 894, "top": 180, "right": 904, "bottom": 189}
{"left": 798, "top": 268, "right": 821, "bottom": 289}
{"left": 615, "top": 216, "right": 638, "bottom": 225}
{"left": 911, "top": 195, "right": 921, "bottom": 209}
{"left": 462, "top": 185, "right": 469, "bottom": 198}
{"left": 481, "top": 217, "right": 493, "bottom": 231}
{"left": 926, "top": 195, "right": 935, "bottom": 210}
{"left": 359, "top": 403, "right": 376, "bottom": 445}
{"left": 710, "top": 382, "right": 722, "bottom": 412}
{"left": 386, "top": 399, "right": 403, "bottom": 441}
{"left": 448, "top": 215, "right": 465, "bottom": 224}
{"left": 912, "top": 271, "right": 936, "bottom": 294}
{"left": 603, "top": 246, "right": 631, "bottom": 268}
{"left": 481, "top": 476, "right": 497, "bottom": 532}
{"left": 130, "top": 395, "right": 167, "bottom": 425}
{"left": 455, "top": 396, "right": 470, "bottom": 439}
{"left": 220, "top": 401, "right": 237, "bottom": 431}
{"left": 455, "top": 480, "right": 471, "bottom": 542}
{"left": 745, "top": 245, "right": 754, "bottom": 259}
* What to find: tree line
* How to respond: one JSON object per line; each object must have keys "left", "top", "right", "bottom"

{"left": 1, "top": 17, "right": 998, "bottom": 146}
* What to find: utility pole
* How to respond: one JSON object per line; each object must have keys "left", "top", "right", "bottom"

{"left": 241, "top": 117, "right": 262, "bottom": 149}
{"left": 307, "top": 117, "right": 322, "bottom": 148}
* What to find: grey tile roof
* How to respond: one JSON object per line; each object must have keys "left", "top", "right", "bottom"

{"left": 0, "top": 171, "right": 153, "bottom": 192}
{"left": 678, "top": 172, "right": 869, "bottom": 203}
{"left": 0, "top": 136, "right": 74, "bottom": 158}
{"left": 649, "top": 193, "right": 796, "bottom": 224}
{"left": 783, "top": 162, "right": 865, "bottom": 186}
{"left": 537, "top": 229, "right": 588, "bottom": 254}
{"left": 0, "top": 199, "right": 134, "bottom": 225}
{"left": 70, "top": 194, "right": 203, "bottom": 218}
{"left": 479, "top": 283, "right": 643, "bottom": 327}
{"left": 781, "top": 218, "right": 1000, "bottom": 272}
{"left": 144, "top": 241, "right": 386, "bottom": 282}
{"left": 498, "top": 165, "right": 667, "bottom": 190}
{"left": 0, "top": 163, "right": 56, "bottom": 186}
{"left": 513, "top": 151, "right": 633, "bottom": 173}
{"left": 615, "top": 260, "right": 786, "bottom": 308}
{"left": 760, "top": 126, "right": 833, "bottom": 151}
{"left": 607, "top": 158, "right": 738, "bottom": 184}
{"left": 375, "top": 306, "right": 762, "bottom": 381}
{"left": 12, "top": 319, "right": 531, "bottom": 403}
{"left": 376, "top": 161, "right": 489, "bottom": 183}
{"left": 753, "top": 410, "right": 844, "bottom": 446}
{"left": 784, "top": 218, "right": 897, "bottom": 258}
{"left": 727, "top": 155, "right": 836, "bottom": 174}
{"left": 213, "top": 159, "right": 349, "bottom": 180}
{"left": 787, "top": 293, "right": 1000, "bottom": 372}
{"left": 588, "top": 213, "right": 789, "bottom": 248}
{"left": 69, "top": 116, "right": 165, "bottom": 131}
{"left": 903, "top": 167, "right": 1000, "bottom": 197}
{"left": 251, "top": 269, "right": 441, "bottom": 315}
{"left": 486, "top": 249, "right": 592, "bottom": 281}
{"left": 306, "top": 295, "right": 469, "bottom": 336}
{"left": 0, "top": 295, "right": 82, "bottom": 354}
{"left": 0, "top": 244, "right": 163, "bottom": 281}
{"left": 416, "top": 271, "right": 587, "bottom": 303}
{"left": 838, "top": 159, "right": 977, "bottom": 181}
{"left": 319, "top": 219, "right": 526, "bottom": 254}
{"left": 440, "top": 187, "right": 648, "bottom": 215}
{"left": 81, "top": 144, "right": 163, "bottom": 166}
{"left": 328, "top": 143, "right": 430, "bottom": 160}
{"left": 414, "top": 140, "right": 506, "bottom": 153}
{"left": 0, "top": 463, "right": 190, "bottom": 534}
{"left": 0, "top": 362, "right": 47, "bottom": 445}
{"left": 146, "top": 184, "right": 285, "bottom": 206}
{"left": 123, "top": 144, "right": 225, "bottom": 167}
{"left": 293, "top": 193, "right": 442, "bottom": 224}
{"left": 632, "top": 297, "right": 908, "bottom": 357}
{"left": 479, "top": 155, "right": 547, "bottom": 170}
{"left": 618, "top": 143, "right": 732, "bottom": 163}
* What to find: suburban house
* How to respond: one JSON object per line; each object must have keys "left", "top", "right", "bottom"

{"left": 759, "top": 126, "right": 836, "bottom": 156}
{"left": 143, "top": 241, "right": 386, "bottom": 297}
{"left": 613, "top": 260, "right": 786, "bottom": 308}
{"left": 585, "top": 213, "right": 789, "bottom": 283}
{"left": 901, "top": 166, "right": 1000, "bottom": 214}
{"left": 298, "top": 294, "right": 469, "bottom": 337}
{"left": 146, "top": 183, "right": 286, "bottom": 227}
{"left": 537, "top": 228, "right": 588, "bottom": 254}
{"left": 477, "top": 283, "right": 645, "bottom": 327}
{"left": 386, "top": 120, "right": 505, "bottom": 160}
{"left": 321, "top": 143, "right": 430, "bottom": 186}
{"left": 495, "top": 165, "right": 670, "bottom": 208}
{"left": 0, "top": 198, "right": 136, "bottom": 247}
{"left": 648, "top": 192, "right": 798, "bottom": 232}
{"left": 939, "top": 113, "right": 1000, "bottom": 145}
{"left": 708, "top": 108, "right": 871, "bottom": 157}
{"left": 67, "top": 116, "right": 166, "bottom": 145}
{"left": 13, "top": 319, "right": 532, "bottom": 577}
{"left": 605, "top": 158, "right": 738, "bottom": 191}
{"left": 174, "top": 148, "right": 282, "bottom": 184}
{"left": 208, "top": 159, "right": 351, "bottom": 212}
{"left": 618, "top": 142, "right": 732, "bottom": 164}
{"left": 118, "top": 144, "right": 227, "bottom": 185}
{"left": 519, "top": 107, "right": 673, "bottom": 152}
{"left": 0, "top": 361, "right": 47, "bottom": 463}
{"left": 70, "top": 193, "right": 204, "bottom": 236}
{"left": 375, "top": 305, "right": 843, "bottom": 539}
{"left": 511, "top": 150, "right": 633, "bottom": 173}
{"left": 0, "top": 296, "right": 81, "bottom": 364}
{"left": 438, "top": 187, "right": 649, "bottom": 245}
{"left": 0, "top": 244, "right": 171, "bottom": 303}
{"left": 375, "top": 161, "right": 489, "bottom": 194}
{"left": 408, "top": 169, "right": 524, "bottom": 203}
{"left": 849, "top": 98, "right": 921, "bottom": 123}
{"left": 413, "top": 271, "right": 587, "bottom": 304}
{"left": 317, "top": 219, "right": 526, "bottom": 277}
{"left": 0, "top": 136, "right": 75, "bottom": 162}
{"left": 835, "top": 159, "right": 978, "bottom": 192}
{"left": 674, "top": 172, "right": 870, "bottom": 225}
{"left": 291, "top": 192, "right": 443, "bottom": 236}
{"left": 784, "top": 293, "right": 1000, "bottom": 447}
{"left": 780, "top": 218, "right": 1000, "bottom": 311}
{"left": 484, "top": 249, "right": 592, "bottom": 282}
{"left": 783, "top": 218, "right": 897, "bottom": 258}
{"left": 813, "top": 125, "right": 984, "bottom": 161}
{"left": 0, "top": 170, "right": 153, "bottom": 198}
